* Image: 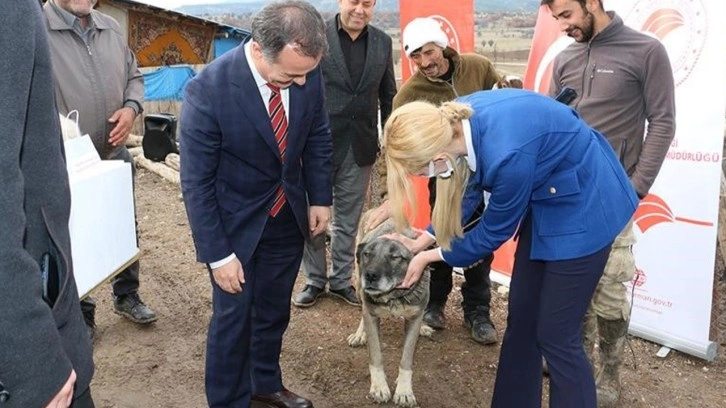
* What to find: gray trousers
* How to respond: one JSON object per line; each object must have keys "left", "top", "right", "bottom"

{"left": 302, "top": 147, "right": 372, "bottom": 291}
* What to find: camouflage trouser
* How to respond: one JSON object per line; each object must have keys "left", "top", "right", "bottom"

{"left": 590, "top": 219, "right": 636, "bottom": 321}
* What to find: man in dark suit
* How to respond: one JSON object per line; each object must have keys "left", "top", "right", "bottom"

{"left": 294, "top": 0, "right": 396, "bottom": 308}
{"left": 0, "top": 0, "right": 94, "bottom": 407}
{"left": 179, "top": 1, "right": 332, "bottom": 407}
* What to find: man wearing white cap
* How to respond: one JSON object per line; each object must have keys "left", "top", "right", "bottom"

{"left": 366, "top": 17, "right": 501, "bottom": 345}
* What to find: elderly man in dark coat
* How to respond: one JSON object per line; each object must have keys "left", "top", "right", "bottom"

{"left": 0, "top": 0, "right": 94, "bottom": 407}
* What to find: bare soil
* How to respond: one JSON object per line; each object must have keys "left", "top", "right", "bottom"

{"left": 89, "top": 168, "right": 726, "bottom": 407}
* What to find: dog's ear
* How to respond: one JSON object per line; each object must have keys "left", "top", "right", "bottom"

{"left": 356, "top": 242, "right": 366, "bottom": 264}
{"left": 402, "top": 228, "right": 419, "bottom": 241}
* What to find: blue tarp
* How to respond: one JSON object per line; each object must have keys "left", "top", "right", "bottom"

{"left": 215, "top": 26, "right": 249, "bottom": 59}
{"left": 215, "top": 37, "right": 243, "bottom": 59}
{"left": 143, "top": 66, "right": 196, "bottom": 101}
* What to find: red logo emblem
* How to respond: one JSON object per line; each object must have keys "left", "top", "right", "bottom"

{"left": 635, "top": 194, "right": 713, "bottom": 234}
{"left": 641, "top": 8, "right": 685, "bottom": 40}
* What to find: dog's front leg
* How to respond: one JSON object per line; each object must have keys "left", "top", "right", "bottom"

{"left": 347, "top": 317, "right": 367, "bottom": 347}
{"left": 363, "top": 312, "right": 391, "bottom": 403}
{"left": 393, "top": 314, "right": 424, "bottom": 408}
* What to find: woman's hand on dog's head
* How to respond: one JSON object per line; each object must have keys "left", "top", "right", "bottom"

{"left": 383, "top": 231, "right": 434, "bottom": 254}
{"left": 365, "top": 200, "right": 391, "bottom": 232}
{"left": 398, "top": 249, "right": 442, "bottom": 289}
{"left": 381, "top": 232, "right": 415, "bottom": 250}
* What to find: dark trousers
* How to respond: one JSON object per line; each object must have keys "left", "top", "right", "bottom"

{"left": 427, "top": 178, "right": 491, "bottom": 313}
{"left": 71, "top": 387, "right": 95, "bottom": 408}
{"left": 80, "top": 147, "right": 139, "bottom": 317}
{"left": 491, "top": 217, "right": 611, "bottom": 408}
{"left": 428, "top": 255, "right": 493, "bottom": 315}
{"left": 109, "top": 146, "right": 140, "bottom": 296}
{"left": 205, "top": 203, "right": 304, "bottom": 408}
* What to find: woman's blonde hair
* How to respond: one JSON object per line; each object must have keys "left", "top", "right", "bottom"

{"left": 382, "top": 100, "right": 473, "bottom": 249}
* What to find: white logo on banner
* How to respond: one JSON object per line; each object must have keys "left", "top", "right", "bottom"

{"left": 624, "top": 0, "right": 708, "bottom": 86}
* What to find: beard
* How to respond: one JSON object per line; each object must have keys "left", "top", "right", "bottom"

{"left": 568, "top": 11, "right": 595, "bottom": 43}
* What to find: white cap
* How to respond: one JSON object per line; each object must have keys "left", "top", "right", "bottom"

{"left": 402, "top": 17, "right": 449, "bottom": 57}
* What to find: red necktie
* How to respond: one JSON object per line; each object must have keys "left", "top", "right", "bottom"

{"left": 267, "top": 83, "right": 287, "bottom": 217}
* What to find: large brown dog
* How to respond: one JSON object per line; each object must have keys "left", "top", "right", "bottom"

{"left": 347, "top": 210, "right": 432, "bottom": 407}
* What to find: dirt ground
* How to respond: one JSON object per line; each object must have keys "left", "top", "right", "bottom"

{"left": 88, "top": 168, "right": 726, "bottom": 407}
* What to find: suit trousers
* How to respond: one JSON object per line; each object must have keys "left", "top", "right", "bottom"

{"left": 491, "top": 216, "right": 611, "bottom": 408}
{"left": 302, "top": 146, "right": 372, "bottom": 291}
{"left": 205, "top": 203, "right": 304, "bottom": 408}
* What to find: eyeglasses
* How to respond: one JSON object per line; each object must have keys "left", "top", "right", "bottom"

{"left": 419, "top": 159, "right": 454, "bottom": 179}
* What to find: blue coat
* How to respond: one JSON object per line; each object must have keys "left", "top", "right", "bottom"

{"left": 439, "top": 89, "right": 638, "bottom": 267}
{"left": 180, "top": 41, "right": 333, "bottom": 266}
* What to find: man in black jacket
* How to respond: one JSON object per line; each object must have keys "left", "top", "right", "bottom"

{"left": 294, "top": 0, "right": 397, "bottom": 308}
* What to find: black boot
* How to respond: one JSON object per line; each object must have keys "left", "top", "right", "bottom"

{"left": 423, "top": 301, "right": 447, "bottom": 330}
{"left": 461, "top": 255, "right": 496, "bottom": 344}
{"left": 80, "top": 297, "right": 96, "bottom": 341}
{"left": 463, "top": 307, "right": 497, "bottom": 345}
{"left": 114, "top": 292, "right": 157, "bottom": 324}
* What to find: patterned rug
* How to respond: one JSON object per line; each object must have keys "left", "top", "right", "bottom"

{"left": 129, "top": 10, "right": 215, "bottom": 67}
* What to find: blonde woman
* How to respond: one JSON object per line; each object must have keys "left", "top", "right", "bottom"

{"left": 384, "top": 89, "right": 638, "bottom": 408}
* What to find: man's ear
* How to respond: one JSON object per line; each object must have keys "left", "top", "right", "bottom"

{"left": 585, "top": 0, "right": 602, "bottom": 13}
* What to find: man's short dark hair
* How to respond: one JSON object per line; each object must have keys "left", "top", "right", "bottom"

{"left": 540, "top": 0, "right": 603, "bottom": 9}
{"left": 252, "top": 0, "right": 328, "bottom": 62}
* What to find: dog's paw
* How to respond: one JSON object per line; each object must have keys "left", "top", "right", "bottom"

{"left": 393, "top": 369, "right": 417, "bottom": 407}
{"left": 393, "top": 392, "right": 418, "bottom": 408}
{"left": 347, "top": 331, "right": 367, "bottom": 347}
{"left": 419, "top": 323, "right": 435, "bottom": 338}
{"left": 368, "top": 365, "right": 391, "bottom": 403}
{"left": 368, "top": 383, "right": 391, "bottom": 403}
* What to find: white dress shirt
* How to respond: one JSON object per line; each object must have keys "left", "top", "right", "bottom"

{"left": 210, "top": 41, "right": 290, "bottom": 270}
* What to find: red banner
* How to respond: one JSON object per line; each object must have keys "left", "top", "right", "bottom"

{"left": 523, "top": 6, "right": 571, "bottom": 93}
{"left": 398, "top": 0, "right": 475, "bottom": 230}
{"left": 398, "top": 0, "right": 475, "bottom": 82}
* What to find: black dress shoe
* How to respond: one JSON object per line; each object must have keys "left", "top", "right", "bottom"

{"left": 252, "top": 388, "right": 313, "bottom": 408}
{"left": 328, "top": 286, "right": 360, "bottom": 307}
{"left": 292, "top": 285, "right": 324, "bottom": 308}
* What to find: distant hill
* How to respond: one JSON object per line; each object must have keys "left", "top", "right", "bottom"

{"left": 177, "top": 0, "right": 540, "bottom": 16}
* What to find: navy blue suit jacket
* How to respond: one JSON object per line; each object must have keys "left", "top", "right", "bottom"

{"left": 435, "top": 90, "right": 638, "bottom": 267}
{"left": 180, "top": 42, "right": 333, "bottom": 266}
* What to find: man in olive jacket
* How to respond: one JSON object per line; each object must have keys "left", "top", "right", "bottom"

{"left": 0, "top": 0, "right": 94, "bottom": 406}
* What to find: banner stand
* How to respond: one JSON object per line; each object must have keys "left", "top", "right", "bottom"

{"left": 629, "top": 321, "right": 718, "bottom": 361}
